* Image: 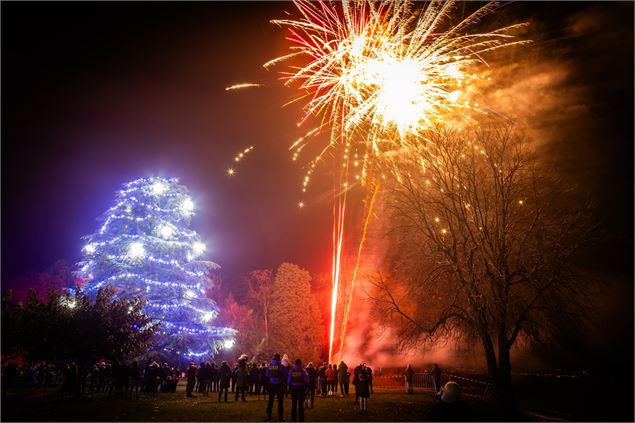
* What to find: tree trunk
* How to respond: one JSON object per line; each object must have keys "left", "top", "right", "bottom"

{"left": 264, "top": 303, "right": 269, "bottom": 350}
{"left": 481, "top": 336, "right": 519, "bottom": 418}
{"left": 495, "top": 344, "right": 519, "bottom": 418}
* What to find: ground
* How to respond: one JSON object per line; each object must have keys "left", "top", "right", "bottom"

{"left": 2, "top": 383, "right": 509, "bottom": 422}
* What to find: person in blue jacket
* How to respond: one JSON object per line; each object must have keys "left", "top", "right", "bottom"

{"left": 266, "top": 353, "right": 288, "bottom": 421}
{"left": 288, "top": 359, "right": 309, "bottom": 422}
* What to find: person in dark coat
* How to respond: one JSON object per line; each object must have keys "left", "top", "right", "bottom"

{"left": 266, "top": 353, "right": 288, "bottom": 421}
{"left": 356, "top": 364, "right": 371, "bottom": 414}
{"left": 231, "top": 363, "right": 238, "bottom": 393}
{"left": 305, "top": 362, "right": 317, "bottom": 408}
{"left": 196, "top": 362, "right": 205, "bottom": 393}
{"left": 317, "top": 362, "right": 327, "bottom": 397}
{"left": 337, "top": 361, "right": 349, "bottom": 397}
{"left": 431, "top": 364, "right": 442, "bottom": 394}
{"left": 353, "top": 364, "right": 362, "bottom": 404}
{"left": 258, "top": 362, "right": 268, "bottom": 400}
{"left": 405, "top": 364, "right": 415, "bottom": 394}
{"left": 288, "top": 359, "right": 309, "bottom": 422}
{"left": 429, "top": 381, "right": 471, "bottom": 421}
{"left": 218, "top": 361, "right": 231, "bottom": 403}
{"left": 250, "top": 362, "right": 260, "bottom": 396}
{"left": 235, "top": 360, "right": 249, "bottom": 402}
{"left": 186, "top": 363, "right": 197, "bottom": 397}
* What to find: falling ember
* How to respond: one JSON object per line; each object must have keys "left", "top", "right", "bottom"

{"left": 225, "top": 83, "right": 264, "bottom": 91}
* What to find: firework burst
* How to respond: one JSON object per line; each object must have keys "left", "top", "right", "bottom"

{"left": 268, "top": 0, "right": 528, "bottom": 182}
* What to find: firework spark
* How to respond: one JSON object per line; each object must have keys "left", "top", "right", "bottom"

{"left": 225, "top": 83, "right": 264, "bottom": 91}
{"left": 267, "top": 0, "right": 528, "bottom": 362}
{"left": 226, "top": 146, "right": 254, "bottom": 177}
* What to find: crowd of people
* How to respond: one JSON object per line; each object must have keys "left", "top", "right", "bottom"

{"left": 3, "top": 356, "right": 469, "bottom": 421}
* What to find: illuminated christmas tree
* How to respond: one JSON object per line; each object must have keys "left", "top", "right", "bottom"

{"left": 77, "top": 176, "right": 235, "bottom": 359}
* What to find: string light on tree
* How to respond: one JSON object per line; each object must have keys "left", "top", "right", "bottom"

{"left": 77, "top": 176, "right": 236, "bottom": 358}
{"left": 128, "top": 241, "right": 146, "bottom": 259}
{"left": 159, "top": 224, "right": 174, "bottom": 239}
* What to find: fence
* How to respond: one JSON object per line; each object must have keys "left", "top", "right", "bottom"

{"left": 372, "top": 372, "right": 494, "bottom": 400}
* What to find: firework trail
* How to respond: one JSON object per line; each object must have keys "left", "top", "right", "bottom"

{"left": 225, "top": 83, "right": 264, "bottom": 91}
{"left": 267, "top": 0, "right": 528, "bottom": 362}
{"left": 226, "top": 146, "right": 255, "bottom": 176}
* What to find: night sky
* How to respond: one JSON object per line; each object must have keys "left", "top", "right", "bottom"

{"left": 2, "top": 0, "right": 633, "bottom": 335}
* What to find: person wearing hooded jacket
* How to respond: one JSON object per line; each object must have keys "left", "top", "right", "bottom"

{"left": 266, "top": 353, "right": 288, "bottom": 421}
{"left": 288, "top": 359, "right": 309, "bottom": 422}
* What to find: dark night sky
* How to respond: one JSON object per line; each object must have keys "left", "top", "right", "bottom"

{"left": 2, "top": 0, "right": 633, "bottom": 311}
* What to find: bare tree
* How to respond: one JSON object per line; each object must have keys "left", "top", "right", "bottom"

{"left": 368, "top": 124, "right": 594, "bottom": 415}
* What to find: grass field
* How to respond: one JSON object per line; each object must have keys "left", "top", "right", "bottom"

{"left": 2, "top": 383, "right": 504, "bottom": 422}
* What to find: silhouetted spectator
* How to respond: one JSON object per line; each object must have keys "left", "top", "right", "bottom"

{"left": 405, "top": 364, "right": 415, "bottom": 394}
{"left": 218, "top": 361, "right": 231, "bottom": 403}
{"left": 431, "top": 364, "right": 442, "bottom": 394}
{"left": 430, "top": 381, "right": 471, "bottom": 421}
{"left": 186, "top": 363, "right": 197, "bottom": 397}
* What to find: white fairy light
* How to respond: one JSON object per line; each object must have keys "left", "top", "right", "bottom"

{"left": 152, "top": 180, "right": 167, "bottom": 195}
{"left": 159, "top": 225, "right": 174, "bottom": 239}
{"left": 193, "top": 241, "right": 206, "bottom": 256}
{"left": 181, "top": 198, "right": 194, "bottom": 214}
{"left": 128, "top": 242, "right": 145, "bottom": 259}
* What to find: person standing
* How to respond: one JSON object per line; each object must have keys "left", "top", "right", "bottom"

{"left": 250, "top": 362, "right": 260, "bottom": 396}
{"left": 218, "top": 361, "right": 231, "bottom": 403}
{"left": 266, "top": 353, "right": 288, "bottom": 421}
{"left": 325, "top": 364, "right": 337, "bottom": 396}
{"left": 353, "top": 364, "right": 361, "bottom": 404}
{"left": 258, "top": 362, "right": 268, "bottom": 400}
{"left": 288, "top": 359, "right": 309, "bottom": 422}
{"left": 231, "top": 362, "right": 239, "bottom": 393}
{"left": 210, "top": 362, "right": 218, "bottom": 393}
{"left": 305, "top": 362, "right": 317, "bottom": 408}
{"left": 235, "top": 360, "right": 249, "bottom": 402}
{"left": 431, "top": 364, "right": 442, "bottom": 394}
{"left": 317, "top": 362, "right": 327, "bottom": 397}
{"left": 281, "top": 354, "right": 291, "bottom": 399}
{"left": 337, "top": 361, "right": 348, "bottom": 397}
{"left": 186, "top": 363, "right": 197, "bottom": 397}
{"left": 405, "top": 364, "right": 415, "bottom": 394}
{"left": 357, "top": 364, "right": 371, "bottom": 414}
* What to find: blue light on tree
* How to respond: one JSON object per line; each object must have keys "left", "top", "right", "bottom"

{"left": 77, "top": 176, "right": 235, "bottom": 359}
